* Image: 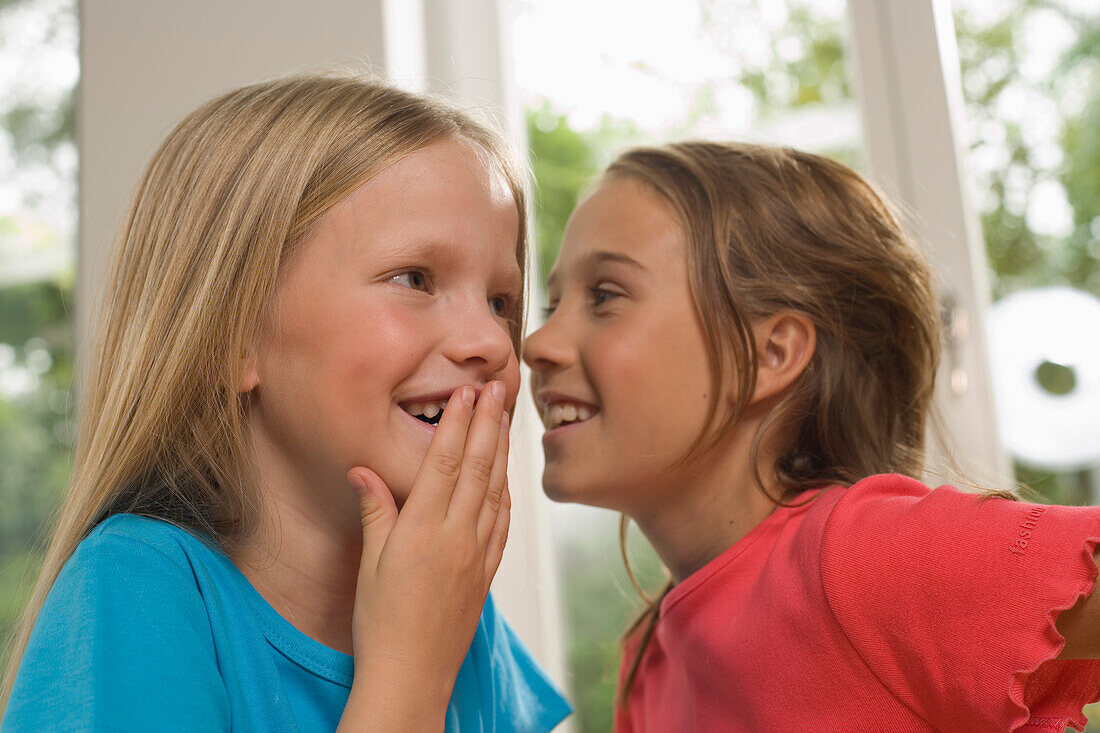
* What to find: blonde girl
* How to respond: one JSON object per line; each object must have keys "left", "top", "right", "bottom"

{"left": 2, "top": 73, "right": 569, "bottom": 732}
{"left": 525, "top": 141, "right": 1100, "bottom": 732}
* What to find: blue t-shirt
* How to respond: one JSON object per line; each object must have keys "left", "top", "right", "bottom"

{"left": 3, "top": 514, "right": 571, "bottom": 732}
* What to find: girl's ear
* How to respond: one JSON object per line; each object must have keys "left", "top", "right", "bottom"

{"left": 750, "top": 312, "right": 816, "bottom": 405}
{"left": 237, "top": 346, "right": 260, "bottom": 394}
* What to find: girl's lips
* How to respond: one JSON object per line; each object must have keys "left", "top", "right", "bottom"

{"left": 399, "top": 403, "right": 438, "bottom": 438}
{"left": 542, "top": 414, "right": 595, "bottom": 441}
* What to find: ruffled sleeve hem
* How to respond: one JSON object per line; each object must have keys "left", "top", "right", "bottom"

{"left": 1007, "top": 535, "right": 1100, "bottom": 732}
{"left": 819, "top": 475, "right": 1100, "bottom": 732}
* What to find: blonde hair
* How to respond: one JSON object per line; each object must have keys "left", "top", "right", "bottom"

{"left": 2, "top": 71, "right": 528, "bottom": 705}
{"left": 609, "top": 141, "right": 943, "bottom": 705}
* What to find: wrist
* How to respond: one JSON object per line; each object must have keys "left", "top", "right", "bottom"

{"left": 337, "top": 665, "right": 452, "bottom": 733}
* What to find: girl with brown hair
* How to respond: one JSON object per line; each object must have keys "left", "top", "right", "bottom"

{"left": 1, "top": 72, "right": 570, "bottom": 731}
{"left": 524, "top": 141, "right": 1100, "bottom": 731}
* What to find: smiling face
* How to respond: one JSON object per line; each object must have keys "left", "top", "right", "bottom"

{"left": 247, "top": 138, "right": 522, "bottom": 518}
{"left": 523, "top": 177, "right": 718, "bottom": 514}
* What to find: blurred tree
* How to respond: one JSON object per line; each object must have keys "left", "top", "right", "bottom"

{"left": 527, "top": 103, "right": 647, "bottom": 279}
{"left": 0, "top": 281, "right": 74, "bottom": 668}
{"left": 527, "top": 103, "right": 603, "bottom": 280}
{"left": 955, "top": 0, "right": 1099, "bottom": 508}
{"left": 956, "top": 0, "right": 1100, "bottom": 298}
{"left": 0, "top": 0, "right": 76, "bottom": 668}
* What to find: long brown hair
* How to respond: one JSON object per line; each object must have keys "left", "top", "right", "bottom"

{"left": 1, "top": 71, "right": 528, "bottom": 706}
{"left": 609, "top": 141, "right": 942, "bottom": 704}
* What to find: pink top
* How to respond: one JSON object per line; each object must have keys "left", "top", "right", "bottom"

{"left": 615, "top": 474, "right": 1100, "bottom": 732}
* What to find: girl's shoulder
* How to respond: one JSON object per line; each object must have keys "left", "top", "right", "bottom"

{"left": 818, "top": 471, "right": 1100, "bottom": 552}
{"left": 816, "top": 471, "right": 1100, "bottom": 594}
{"left": 816, "top": 473, "right": 1100, "bottom": 732}
{"left": 808, "top": 471, "right": 932, "bottom": 511}
{"left": 87, "top": 511, "right": 218, "bottom": 554}
{"left": 71, "top": 512, "right": 224, "bottom": 581}
{"left": 6, "top": 515, "right": 237, "bottom": 731}
{"left": 48, "top": 513, "right": 227, "bottom": 626}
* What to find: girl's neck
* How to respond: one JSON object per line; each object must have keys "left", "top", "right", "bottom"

{"left": 631, "top": 429, "right": 781, "bottom": 584}
{"left": 233, "top": 432, "right": 364, "bottom": 655}
{"left": 233, "top": 500, "right": 362, "bottom": 654}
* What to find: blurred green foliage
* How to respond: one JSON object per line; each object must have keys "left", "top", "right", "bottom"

{"left": 0, "top": 280, "right": 74, "bottom": 668}
{"left": 0, "top": 0, "right": 76, "bottom": 671}
{"left": 527, "top": 103, "right": 648, "bottom": 279}
{"left": 556, "top": 526, "right": 665, "bottom": 733}
{"left": 956, "top": 1, "right": 1100, "bottom": 298}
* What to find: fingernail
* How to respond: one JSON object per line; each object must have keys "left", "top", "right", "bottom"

{"left": 491, "top": 381, "right": 506, "bottom": 401}
{"left": 501, "top": 411, "right": 510, "bottom": 430}
{"left": 349, "top": 474, "right": 367, "bottom": 495}
{"left": 461, "top": 386, "right": 475, "bottom": 406}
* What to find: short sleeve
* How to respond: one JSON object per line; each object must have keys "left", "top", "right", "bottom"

{"left": 820, "top": 474, "right": 1100, "bottom": 732}
{"left": 479, "top": 593, "right": 572, "bottom": 732}
{"left": 3, "top": 525, "right": 230, "bottom": 732}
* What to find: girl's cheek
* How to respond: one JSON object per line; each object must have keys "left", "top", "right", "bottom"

{"left": 349, "top": 301, "right": 422, "bottom": 349}
{"left": 502, "top": 356, "right": 522, "bottom": 411}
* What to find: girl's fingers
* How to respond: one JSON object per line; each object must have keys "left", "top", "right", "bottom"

{"left": 347, "top": 467, "right": 398, "bottom": 571}
{"left": 448, "top": 381, "right": 506, "bottom": 523}
{"left": 403, "top": 385, "right": 476, "bottom": 520}
{"left": 476, "top": 411, "right": 510, "bottom": 545}
{"left": 484, "top": 480, "right": 511, "bottom": 577}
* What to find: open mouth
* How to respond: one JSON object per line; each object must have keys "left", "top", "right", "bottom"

{"left": 401, "top": 399, "right": 448, "bottom": 427}
{"left": 542, "top": 402, "right": 598, "bottom": 430}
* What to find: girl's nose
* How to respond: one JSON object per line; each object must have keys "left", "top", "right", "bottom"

{"left": 444, "top": 302, "right": 515, "bottom": 375}
{"left": 522, "top": 312, "right": 572, "bottom": 373}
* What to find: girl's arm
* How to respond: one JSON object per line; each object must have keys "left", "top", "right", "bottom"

{"left": 1056, "top": 548, "right": 1100, "bottom": 659}
{"left": 336, "top": 383, "right": 511, "bottom": 732}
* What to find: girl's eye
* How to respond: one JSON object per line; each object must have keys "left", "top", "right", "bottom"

{"left": 489, "top": 295, "right": 511, "bottom": 317}
{"left": 390, "top": 270, "right": 430, "bottom": 291}
{"left": 542, "top": 302, "right": 558, "bottom": 319}
{"left": 590, "top": 285, "right": 621, "bottom": 307}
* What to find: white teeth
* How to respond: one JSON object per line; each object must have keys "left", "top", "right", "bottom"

{"left": 406, "top": 400, "right": 447, "bottom": 419}
{"left": 543, "top": 402, "right": 597, "bottom": 430}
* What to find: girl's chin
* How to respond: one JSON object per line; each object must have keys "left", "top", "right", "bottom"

{"left": 541, "top": 475, "right": 614, "bottom": 509}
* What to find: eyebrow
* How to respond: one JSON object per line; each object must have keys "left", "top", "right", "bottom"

{"left": 377, "top": 239, "right": 522, "bottom": 287}
{"left": 590, "top": 250, "right": 648, "bottom": 270}
{"left": 546, "top": 250, "right": 649, "bottom": 289}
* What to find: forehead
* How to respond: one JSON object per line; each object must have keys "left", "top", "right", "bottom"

{"left": 354, "top": 139, "right": 516, "bottom": 226}
{"left": 552, "top": 177, "right": 686, "bottom": 280}
{"left": 304, "top": 138, "right": 521, "bottom": 267}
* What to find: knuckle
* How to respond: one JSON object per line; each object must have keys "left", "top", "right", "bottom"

{"left": 463, "top": 454, "right": 494, "bottom": 484}
{"left": 359, "top": 504, "right": 389, "bottom": 527}
{"left": 431, "top": 449, "right": 463, "bottom": 478}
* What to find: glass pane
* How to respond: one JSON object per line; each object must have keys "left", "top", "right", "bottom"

{"left": 0, "top": 0, "right": 78, "bottom": 668}
{"left": 953, "top": 2, "right": 1100, "bottom": 723}
{"left": 509, "top": 2, "right": 862, "bottom": 730}
{"left": 952, "top": 1, "right": 1100, "bottom": 499}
